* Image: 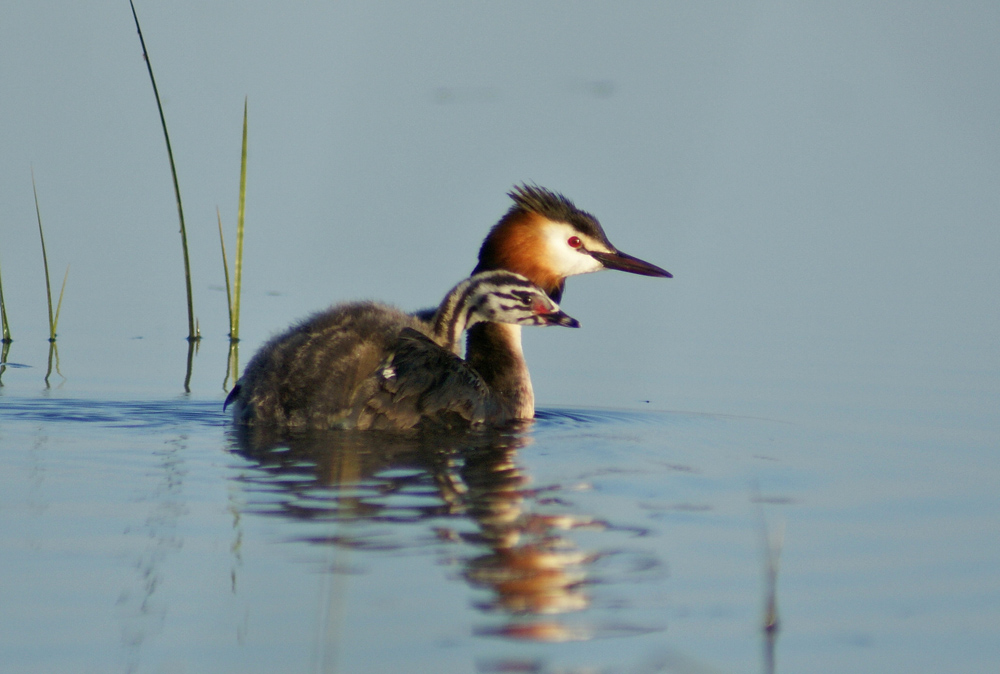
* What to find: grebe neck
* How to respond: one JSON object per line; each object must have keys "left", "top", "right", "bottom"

{"left": 465, "top": 322, "right": 534, "bottom": 421}
{"left": 430, "top": 280, "right": 477, "bottom": 354}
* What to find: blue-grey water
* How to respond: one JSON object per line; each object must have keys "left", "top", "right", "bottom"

{"left": 2, "top": 2, "right": 999, "bottom": 673}
{"left": 1, "top": 332, "right": 997, "bottom": 673}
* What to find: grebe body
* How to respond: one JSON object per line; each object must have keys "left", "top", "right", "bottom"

{"left": 228, "top": 271, "right": 577, "bottom": 431}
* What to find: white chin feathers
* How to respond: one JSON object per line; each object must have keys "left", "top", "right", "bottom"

{"left": 542, "top": 221, "right": 607, "bottom": 277}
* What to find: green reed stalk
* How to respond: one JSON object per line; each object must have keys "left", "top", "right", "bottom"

{"left": 129, "top": 0, "right": 199, "bottom": 342}
{"left": 0, "top": 254, "right": 10, "bottom": 343}
{"left": 217, "top": 209, "right": 234, "bottom": 334}
{"left": 232, "top": 98, "right": 248, "bottom": 342}
{"left": 31, "top": 170, "right": 57, "bottom": 342}
{"left": 54, "top": 264, "right": 69, "bottom": 336}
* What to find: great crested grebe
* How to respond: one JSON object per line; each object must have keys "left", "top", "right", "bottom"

{"left": 459, "top": 184, "right": 672, "bottom": 420}
{"left": 228, "top": 270, "right": 578, "bottom": 431}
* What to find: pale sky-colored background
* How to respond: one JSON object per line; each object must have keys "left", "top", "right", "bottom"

{"left": 1, "top": 1, "right": 997, "bottom": 423}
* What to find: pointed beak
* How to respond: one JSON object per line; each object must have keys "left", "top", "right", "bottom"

{"left": 590, "top": 249, "right": 672, "bottom": 278}
{"left": 543, "top": 310, "right": 581, "bottom": 328}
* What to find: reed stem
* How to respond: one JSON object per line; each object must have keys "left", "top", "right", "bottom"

{"left": 232, "top": 98, "right": 248, "bottom": 342}
{"left": 129, "top": 0, "right": 199, "bottom": 342}
{"left": 31, "top": 170, "right": 56, "bottom": 342}
{"left": 54, "top": 264, "right": 69, "bottom": 336}
{"left": 0, "top": 253, "right": 10, "bottom": 343}
{"left": 217, "top": 209, "right": 234, "bottom": 334}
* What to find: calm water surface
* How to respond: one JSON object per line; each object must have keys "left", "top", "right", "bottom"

{"left": 3, "top": 2, "right": 999, "bottom": 672}
{"left": 1, "top": 345, "right": 996, "bottom": 674}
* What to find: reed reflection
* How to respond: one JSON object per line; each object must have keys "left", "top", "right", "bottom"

{"left": 44, "top": 341, "right": 63, "bottom": 387}
{"left": 0, "top": 340, "right": 10, "bottom": 385}
{"left": 222, "top": 339, "right": 239, "bottom": 393}
{"left": 230, "top": 423, "right": 597, "bottom": 641}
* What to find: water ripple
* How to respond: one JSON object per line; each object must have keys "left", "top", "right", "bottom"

{"left": 0, "top": 396, "right": 227, "bottom": 430}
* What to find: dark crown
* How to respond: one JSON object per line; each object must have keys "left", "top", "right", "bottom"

{"left": 506, "top": 184, "right": 611, "bottom": 244}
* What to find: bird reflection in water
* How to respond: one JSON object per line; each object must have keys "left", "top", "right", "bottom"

{"left": 458, "top": 438, "right": 600, "bottom": 642}
{"left": 230, "top": 422, "right": 602, "bottom": 642}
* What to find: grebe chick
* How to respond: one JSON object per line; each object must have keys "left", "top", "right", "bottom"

{"left": 228, "top": 270, "right": 578, "bottom": 431}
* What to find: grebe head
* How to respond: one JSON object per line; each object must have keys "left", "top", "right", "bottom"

{"left": 433, "top": 271, "right": 579, "bottom": 353}
{"left": 463, "top": 271, "right": 581, "bottom": 329}
{"left": 473, "top": 184, "right": 672, "bottom": 301}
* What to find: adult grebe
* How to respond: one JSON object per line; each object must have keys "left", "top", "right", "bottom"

{"left": 460, "top": 185, "right": 672, "bottom": 419}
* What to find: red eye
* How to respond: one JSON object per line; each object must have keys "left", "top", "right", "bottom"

{"left": 568, "top": 236, "right": 582, "bottom": 248}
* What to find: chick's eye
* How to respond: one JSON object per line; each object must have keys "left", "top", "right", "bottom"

{"left": 568, "top": 236, "right": 582, "bottom": 249}
{"left": 512, "top": 291, "right": 533, "bottom": 306}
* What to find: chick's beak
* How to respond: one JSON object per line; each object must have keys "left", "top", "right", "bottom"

{"left": 543, "top": 310, "right": 581, "bottom": 328}
{"left": 590, "top": 249, "right": 672, "bottom": 278}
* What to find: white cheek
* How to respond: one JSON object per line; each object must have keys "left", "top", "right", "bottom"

{"left": 543, "top": 224, "right": 605, "bottom": 276}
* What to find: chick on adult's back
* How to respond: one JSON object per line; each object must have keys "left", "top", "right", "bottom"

{"left": 228, "top": 271, "right": 578, "bottom": 432}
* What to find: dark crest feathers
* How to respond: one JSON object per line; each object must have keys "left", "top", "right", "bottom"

{"left": 505, "top": 184, "right": 611, "bottom": 243}
{"left": 474, "top": 184, "right": 615, "bottom": 280}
